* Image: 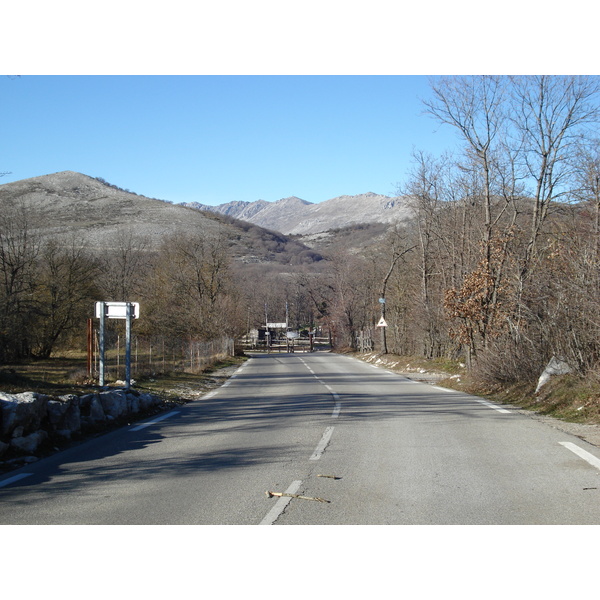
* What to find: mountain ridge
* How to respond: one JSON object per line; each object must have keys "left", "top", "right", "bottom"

{"left": 0, "top": 171, "right": 323, "bottom": 264}
{"left": 182, "top": 191, "right": 412, "bottom": 235}
{"left": 0, "top": 171, "right": 412, "bottom": 257}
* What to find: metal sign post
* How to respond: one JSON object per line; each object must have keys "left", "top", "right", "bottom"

{"left": 125, "top": 303, "right": 132, "bottom": 390}
{"left": 99, "top": 301, "right": 106, "bottom": 386}
{"left": 377, "top": 297, "right": 388, "bottom": 354}
{"left": 95, "top": 302, "right": 140, "bottom": 389}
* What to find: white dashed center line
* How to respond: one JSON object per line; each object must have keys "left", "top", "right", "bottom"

{"left": 259, "top": 480, "right": 302, "bottom": 525}
{"left": 310, "top": 426, "right": 335, "bottom": 461}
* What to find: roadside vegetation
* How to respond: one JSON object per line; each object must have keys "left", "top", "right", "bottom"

{"left": 0, "top": 352, "right": 247, "bottom": 403}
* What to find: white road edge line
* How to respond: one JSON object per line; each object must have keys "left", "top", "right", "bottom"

{"left": 259, "top": 479, "right": 302, "bottom": 525}
{"left": 0, "top": 473, "right": 33, "bottom": 488}
{"left": 310, "top": 426, "right": 334, "bottom": 460}
{"left": 130, "top": 410, "right": 181, "bottom": 432}
{"left": 332, "top": 403, "right": 341, "bottom": 418}
{"left": 475, "top": 399, "right": 511, "bottom": 414}
{"left": 560, "top": 442, "right": 600, "bottom": 471}
{"left": 432, "top": 385, "right": 511, "bottom": 413}
{"left": 432, "top": 386, "right": 460, "bottom": 393}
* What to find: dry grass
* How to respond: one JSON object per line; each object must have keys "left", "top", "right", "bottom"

{"left": 0, "top": 353, "right": 247, "bottom": 399}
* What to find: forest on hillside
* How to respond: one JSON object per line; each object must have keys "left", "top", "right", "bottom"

{"left": 345, "top": 75, "right": 600, "bottom": 386}
{"left": 248, "top": 75, "right": 600, "bottom": 388}
{"left": 2, "top": 75, "right": 600, "bottom": 392}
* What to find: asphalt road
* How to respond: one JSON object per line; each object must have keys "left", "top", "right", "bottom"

{"left": 1, "top": 351, "right": 599, "bottom": 524}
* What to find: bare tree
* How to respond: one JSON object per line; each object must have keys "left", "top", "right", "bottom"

{"left": 509, "top": 75, "right": 600, "bottom": 286}
{"left": 0, "top": 201, "right": 39, "bottom": 360}
{"left": 149, "top": 231, "right": 236, "bottom": 339}
{"left": 423, "top": 75, "right": 508, "bottom": 257}
{"left": 96, "top": 228, "right": 152, "bottom": 301}
{"left": 32, "top": 239, "right": 100, "bottom": 357}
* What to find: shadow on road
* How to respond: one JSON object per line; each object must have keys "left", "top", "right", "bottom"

{"left": 0, "top": 352, "right": 507, "bottom": 501}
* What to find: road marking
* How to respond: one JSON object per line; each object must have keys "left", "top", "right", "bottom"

{"left": 310, "top": 426, "right": 334, "bottom": 460}
{"left": 560, "top": 442, "right": 600, "bottom": 471}
{"left": 203, "top": 390, "right": 218, "bottom": 399}
{"left": 300, "top": 358, "right": 341, "bottom": 414}
{"left": 432, "top": 386, "right": 511, "bottom": 413}
{"left": 130, "top": 410, "right": 181, "bottom": 431}
{"left": 474, "top": 399, "right": 511, "bottom": 414}
{"left": 259, "top": 480, "right": 302, "bottom": 525}
{"left": 0, "top": 473, "right": 33, "bottom": 488}
{"left": 231, "top": 363, "right": 247, "bottom": 376}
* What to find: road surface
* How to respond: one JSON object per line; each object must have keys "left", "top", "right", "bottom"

{"left": 1, "top": 352, "right": 599, "bottom": 524}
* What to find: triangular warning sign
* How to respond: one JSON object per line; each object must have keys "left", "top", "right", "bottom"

{"left": 376, "top": 316, "right": 387, "bottom": 327}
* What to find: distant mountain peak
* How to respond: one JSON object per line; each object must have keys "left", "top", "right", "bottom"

{"left": 187, "top": 191, "right": 412, "bottom": 235}
{"left": 274, "top": 196, "right": 312, "bottom": 206}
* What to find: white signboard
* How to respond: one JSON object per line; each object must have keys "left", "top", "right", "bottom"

{"left": 266, "top": 322, "right": 287, "bottom": 328}
{"left": 95, "top": 302, "right": 140, "bottom": 319}
{"left": 286, "top": 331, "right": 300, "bottom": 339}
{"left": 376, "top": 316, "right": 388, "bottom": 327}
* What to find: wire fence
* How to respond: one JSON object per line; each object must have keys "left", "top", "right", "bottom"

{"left": 91, "top": 330, "right": 235, "bottom": 382}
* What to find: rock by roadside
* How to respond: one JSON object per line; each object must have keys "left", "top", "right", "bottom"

{"left": 0, "top": 388, "right": 163, "bottom": 474}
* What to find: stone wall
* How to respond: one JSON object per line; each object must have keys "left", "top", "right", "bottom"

{"left": 0, "top": 388, "right": 162, "bottom": 460}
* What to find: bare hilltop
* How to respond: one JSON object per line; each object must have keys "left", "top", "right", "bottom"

{"left": 183, "top": 191, "right": 412, "bottom": 235}
{"left": 1, "top": 171, "right": 414, "bottom": 258}
{"left": 0, "top": 171, "right": 324, "bottom": 264}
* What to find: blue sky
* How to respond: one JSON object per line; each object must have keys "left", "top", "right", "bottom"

{"left": 1, "top": 75, "right": 463, "bottom": 205}
{"left": 1, "top": 4, "right": 594, "bottom": 206}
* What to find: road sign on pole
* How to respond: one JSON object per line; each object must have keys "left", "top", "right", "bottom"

{"left": 376, "top": 316, "right": 388, "bottom": 327}
{"left": 95, "top": 301, "right": 140, "bottom": 389}
{"left": 95, "top": 301, "right": 140, "bottom": 319}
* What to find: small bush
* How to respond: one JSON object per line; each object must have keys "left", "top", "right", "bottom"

{"left": 471, "top": 339, "right": 546, "bottom": 386}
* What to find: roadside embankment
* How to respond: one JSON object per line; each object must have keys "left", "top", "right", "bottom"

{"left": 350, "top": 351, "right": 600, "bottom": 448}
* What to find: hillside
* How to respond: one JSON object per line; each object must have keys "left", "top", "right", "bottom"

{"left": 183, "top": 191, "right": 413, "bottom": 235}
{"left": 0, "top": 171, "right": 322, "bottom": 264}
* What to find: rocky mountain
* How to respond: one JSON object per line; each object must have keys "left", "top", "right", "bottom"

{"left": 0, "top": 171, "right": 322, "bottom": 264}
{"left": 183, "top": 192, "right": 413, "bottom": 235}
